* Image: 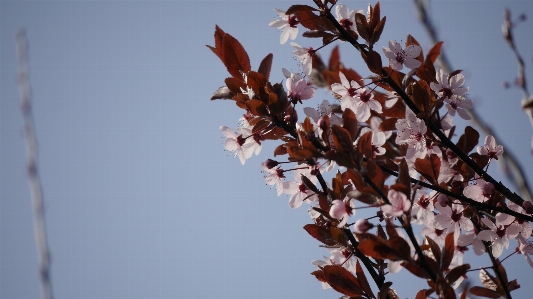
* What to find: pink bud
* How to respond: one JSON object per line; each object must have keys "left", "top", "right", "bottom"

{"left": 354, "top": 219, "right": 374, "bottom": 234}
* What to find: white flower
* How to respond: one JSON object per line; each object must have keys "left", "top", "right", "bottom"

{"left": 335, "top": 4, "right": 361, "bottom": 32}
{"left": 283, "top": 69, "right": 316, "bottom": 104}
{"left": 395, "top": 108, "right": 428, "bottom": 160}
{"left": 381, "top": 189, "right": 411, "bottom": 218}
{"left": 262, "top": 164, "right": 286, "bottom": 196}
{"left": 430, "top": 69, "right": 469, "bottom": 99}
{"left": 478, "top": 217, "right": 520, "bottom": 258}
{"left": 220, "top": 126, "right": 254, "bottom": 164}
{"left": 477, "top": 135, "right": 504, "bottom": 160}
{"left": 444, "top": 95, "right": 473, "bottom": 120}
{"left": 331, "top": 71, "right": 382, "bottom": 122}
{"left": 463, "top": 179, "right": 494, "bottom": 203}
{"left": 269, "top": 8, "right": 299, "bottom": 44}
{"left": 411, "top": 191, "right": 435, "bottom": 225}
{"left": 330, "top": 197, "right": 355, "bottom": 227}
{"left": 382, "top": 40, "right": 422, "bottom": 71}
{"left": 303, "top": 100, "right": 343, "bottom": 126}
{"left": 435, "top": 203, "right": 474, "bottom": 240}
{"left": 282, "top": 165, "right": 319, "bottom": 209}
{"left": 291, "top": 42, "right": 315, "bottom": 76}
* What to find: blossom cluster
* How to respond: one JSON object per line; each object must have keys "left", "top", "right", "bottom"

{"left": 212, "top": 1, "right": 532, "bottom": 298}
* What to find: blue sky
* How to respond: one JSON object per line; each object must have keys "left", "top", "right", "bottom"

{"left": 1, "top": 1, "right": 533, "bottom": 298}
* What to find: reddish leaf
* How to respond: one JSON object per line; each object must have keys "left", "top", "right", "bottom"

{"left": 397, "top": 158, "right": 411, "bottom": 199}
{"left": 370, "top": 16, "right": 386, "bottom": 46}
{"left": 329, "top": 45, "right": 341, "bottom": 72}
{"left": 343, "top": 109, "right": 359, "bottom": 142}
{"left": 401, "top": 261, "right": 431, "bottom": 279}
{"left": 456, "top": 126, "right": 480, "bottom": 154}
{"left": 406, "top": 35, "right": 424, "bottom": 65}
{"left": 246, "top": 99, "right": 269, "bottom": 116}
{"left": 446, "top": 264, "right": 470, "bottom": 285}
{"left": 469, "top": 286, "right": 501, "bottom": 298}
{"left": 358, "top": 237, "right": 396, "bottom": 260}
{"left": 363, "top": 49, "right": 383, "bottom": 75}
{"left": 427, "top": 41, "right": 443, "bottom": 63}
{"left": 415, "top": 158, "right": 437, "bottom": 184}
{"left": 220, "top": 31, "right": 251, "bottom": 79}
{"left": 355, "top": 13, "right": 369, "bottom": 42}
{"left": 441, "top": 232, "right": 455, "bottom": 271}
{"left": 358, "top": 131, "right": 373, "bottom": 159}
{"left": 344, "top": 169, "right": 366, "bottom": 191}
{"left": 330, "top": 227, "right": 348, "bottom": 247}
{"left": 388, "top": 236, "right": 412, "bottom": 260}
{"left": 385, "top": 218, "right": 399, "bottom": 239}
{"left": 378, "top": 117, "right": 398, "bottom": 131}
{"left": 369, "top": 2, "right": 381, "bottom": 29}
{"left": 303, "top": 224, "right": 337, "bottom": 246}
{"left": 323, "top": 265, "right": 363, "bottom": 297}
{"left": 415, "top": 289, "right": 428, "bottom": 299}
{"left": 257, "top": 53, "right": 273, "bottom": 81}
{"left": 378, "top": 281, "right": 393, "bottom": 299}
{"left": 285, "top": 4, "right": 317, "bottom": 14}
{"left": 366, "top": 159, "right": 384, "bottom": 190}
{"left": 301, "top": 175, "right": 320, "bottom": 194}
{"left": 332, "top": 125, "right": 355, "bottom": 154}
{"left": 355, "top": 260, "right": 375, "bottom": 299}
{"left": 310, "top": 269, "right": 326, "bottom": 282}
{"left": 273, "top": 144, "right": 287, "bottom": 156}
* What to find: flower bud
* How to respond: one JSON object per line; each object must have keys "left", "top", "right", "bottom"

{"left": 263, "top": 159, "right": 279, "bottom": 169}
{"left": 353, "top": 219, "right": 374, "bottom": 234}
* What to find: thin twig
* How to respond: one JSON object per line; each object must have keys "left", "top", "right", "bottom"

{"left": 413, "top": 0, "right": 532, "bottom": 204}
{"left": 16, "top": 28, "right": 54, "bottom": 299}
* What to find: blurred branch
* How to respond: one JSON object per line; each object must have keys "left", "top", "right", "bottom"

{"left": 502, "top": 8, "right": 533, "bottom": 137}
{"left": 413, "top": 0, "right": 533, "bottom": 203}
{"left": 16, "top": 28, "right": 54, "bottom": 299}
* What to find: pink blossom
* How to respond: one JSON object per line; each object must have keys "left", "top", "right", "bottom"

{"left": 330, "top": 198, "right": 355, "bottom": 227}
{"left": 220, "top": 126, "right": 254, "bottom": 165}
{"left": 353, "top": 219, "right": 374, "bottom": 234}
{"left": 381, "top": 189, "right": 411, "bottom": 218}
{"left": 262, "top": 164, "right": 286, "bottom": 196}
{"left": 477, "top": 135, "right": 504, "bottom": 160}
{"left": 303, "top": 99, "right": 343, "bottom": 126}
{"left": 395, "top": 108, "right": 428, "bottom": 160}
{"left": 516, "top": 234, "right": 533, "bottom": 268}
{"left": 331, "top": 71, "right": 382, "bottom": 122}
{"left": 335, "top": 4, "right": 361, "bottom": 32}
{"left": 435, "top": 203, "right": 474, "bottom": 239}
{"left": 463, "top": 179, "right": 494, "bottom": 203}
{"left": 478, "top": 217, "right": 520, "bottom": 258}
{"left": 421, "top": 222, "right": 448, "bottom": 246}
{"left": 382, "top": 40, "right": 421, "bottom": 71}
{"left": 411, "top": 191, "right": 435, "bottom": 225}
{"left": 444, "top": 95, "right": 473, "bottom": 120}
{"left": 283, "top": 69, "right": 316, "bottom": 104}
{"left": 269, "top": 8, "right": 298, "bottom": 44}
{"left": 496, "top": 202, "right": 532, "bottom": 239}
{"left": 291, "top": 42, "right": 315, "bottom": 76}
{"left": 282, "top": 165, "right": 318, "bottom": 209}
{"left": 430, "top": 69, "right": 469, "bottom": 99}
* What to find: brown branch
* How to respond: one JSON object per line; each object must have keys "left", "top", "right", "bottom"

{"left": 16, "top": 28, "right": 54, "bottom": 299}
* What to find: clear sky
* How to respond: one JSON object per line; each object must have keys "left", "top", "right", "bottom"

{"left": 1, "top": 1, "right": 533, "bottom": 298}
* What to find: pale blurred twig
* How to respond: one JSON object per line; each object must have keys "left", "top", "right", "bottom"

{"left": 413, "top": 0, "right": 532, "bottom": 203}
{"left": 16, "top": 28, "right": 54, "bottom": 299}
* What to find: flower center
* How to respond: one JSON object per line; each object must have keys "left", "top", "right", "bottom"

{"left": 439, "top": 87, "right": 453, "bottom": 99}
{"left": 395, "top": 51, "right": 406, "bottom": 64}
{"left": 288, "top": 15, "right": 299, "bottom": 28}
{"left": 496, "top": 226, "right": 507, "bottom": 238}
{"left": 412, "top": 131, "right": 423, "bottom": 142}
{"left": 359, "top": 91, "right": 371, "bottom": 103}
{"left": 340, "top": 18, "right": 353, "bottom": 30}
{"left": 418, "top": 196, "right": 430, "bottom": 209}
{"left": 451, "top": 209, "right": 463, "bottom": 222}
{"left": 275, "top": 168, "right": 285, "bottom": 179}
{"left": 298, "top": 183, "right": 308, "bottom": 193}
{"left": 435, "top": 228, "right": 444, "bottom": 236}
{"left": 347, "top": 87, "right": 358, "bottom": 97}
{"left": 237, "top": 134, "right": 247, "bottom": 146}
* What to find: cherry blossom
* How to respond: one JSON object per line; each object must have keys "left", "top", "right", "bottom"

{"left": 262, "top": 164, "right": 286, "bottom": 196}
{"left": 382, "top": 40, "right": 421, "bottom": 71}
{"left": 496, "top": 201, "right": 532, "bottom": 239}
{"left": 335, "top": 4, "right": 361, "bottom": 32}
{"left": 303, "top": 99, "right": 343, "bottom": 126}
{"left": 282, "top": 165, "right": 319, "bottom": 209}
{"left": 463, "top": 179, "right": 494, "bottom": 203}
{"left": 291, "top": 42, "right": 315, "bottom": 76}
{"left": 444, "top": 95, "right": 473, "bottom": 120}
{"left": 381, "top": 189, "right": 411, "bottom": 218}
{"left": 283, "top": 69, "right": 316, "bottom": 104}
{"left": 220, "top": 126, "right": 254, "bottom": 165}
{"left": 237, "top": 126, "right": 262, "bottom": 156}
{"left": 457, "top": 232, "right": 486, "bottom": 256}
{"left": 411, "top": 191, "right": 435, "bottom": 225}
{"left": 421, "top": 222, "right": 448, "bottom": 246}
{"left": 478, "top": 217, "right": 520, "bottom": 258}
{"left": 330, "top": 197, "right": 355, "bottom": 227}
{"left": 435, "top": 203, "right": 474, "bottom": 239}
{"left": 357, "top": 128, "right": 387, "bottom": 159}
{"left": 369, "top": 116, "right": 393, "bottom": 139}
{"left": 395, "top": 108, "right": 428, "bottom": 160}
{"left": 477, "top": 135, "right": 504, "bottom": 160}
{"left": 331, "top": 71, "right": 382, "bottom": 122}
{"left": 353, "top": 218, "right": 374, "bottom": 234}
{"left": 516, "top": 234, "right": 533, "bottom": 268}
{"left": 269, "top": 8, "right": 298, "bottom": 44}
{"left": 430, "top": 69, "right": 469, "bottom": 99}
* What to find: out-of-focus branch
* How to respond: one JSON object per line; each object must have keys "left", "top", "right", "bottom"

{"left": 16, "top": 28, "right": 54, "bottom": 299}
{"left": 502, "top": 8, "right": 533, "bottom": 138}
{"left": 413, "top": 0, "right": 533, "bottom": 203}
